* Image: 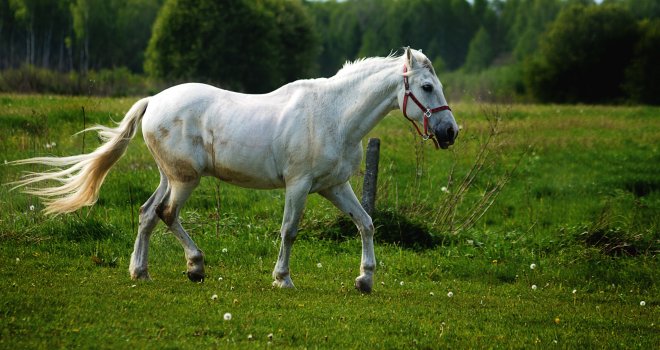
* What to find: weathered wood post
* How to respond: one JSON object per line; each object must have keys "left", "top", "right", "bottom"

{"left": 361, "top": 138, "right": 380, "bottom": 217}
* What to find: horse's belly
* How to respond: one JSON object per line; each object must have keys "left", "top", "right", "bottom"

{"left": 205, "top": 155, "right": 283, "bottom": 189}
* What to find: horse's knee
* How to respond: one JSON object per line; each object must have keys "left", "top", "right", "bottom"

{"left": 360, "top": 219, "right": 375, "bottom": 238}
{"left": 281, "top": 225, "right": 298, "bottom": 243}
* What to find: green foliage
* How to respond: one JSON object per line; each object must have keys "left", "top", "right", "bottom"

{"left": 502, "top": 0, "right": 563, "bottom": 61}
{"left": 463, "top": 26, "right": 496, "bottom": 72}
{"left": 1, "top": 0, "right": 160, "bottom": 73}
{"left": 525, "top": 4, "right": 639, "bottom": 103}
{"left": 145, "top": 0, "right": 317, "bottom": 93}
{"left": 0, "top": 64, "right": 156, "bottom": 96}
{"left": 624, "top": 19, "right": 660, "bottom": 104}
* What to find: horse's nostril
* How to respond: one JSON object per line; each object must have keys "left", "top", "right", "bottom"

{"left": 447, "top": 126, "right": 455, "bottom": 140}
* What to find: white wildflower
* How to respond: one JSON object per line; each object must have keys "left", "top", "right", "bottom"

{"left": 222, "top": 248, "right": 228, "bottom": 253}
{"left": 223, "top": 312, "right": 232, "bottom": 321}
{"left": 316, "top": 262, "right": 322, "bottom": 268}
{"left": 29, "top": 205, "right": 35, "bottom": 211}
{"left": 447, "top": 291, "right": 453, "bottom": 298}
{"left": 530, "top": 263, "right": 536, "bottom": 270}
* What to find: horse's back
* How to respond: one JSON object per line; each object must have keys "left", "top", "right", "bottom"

{"left": 141, "top": 83, "right": 287, "bottom": 188}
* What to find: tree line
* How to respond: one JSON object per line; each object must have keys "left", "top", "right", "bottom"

{"left": 1, "top": 0, "right": 658, "bottom": 103}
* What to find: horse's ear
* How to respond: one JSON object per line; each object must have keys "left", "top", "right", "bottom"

{"left": 405, "top": 47, "right": 417, "bottom": 69}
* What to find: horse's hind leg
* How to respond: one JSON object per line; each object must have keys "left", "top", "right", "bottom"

{"left": 319, "top": 182, "right": 376, "bottom": 293}
{"left": 129, "top": 169, "right": 168, "bottom": 280}
{"left": 156, "top": 179, "right": 205, "bottom": 282}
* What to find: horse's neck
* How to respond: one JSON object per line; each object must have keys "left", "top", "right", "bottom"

{"left": 329, "top": 61, "right": 401, "bottom": 145}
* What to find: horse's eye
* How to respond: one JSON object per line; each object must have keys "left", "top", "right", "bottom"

{"left": 422, "top": 84, "right": 433, "bottom": 93}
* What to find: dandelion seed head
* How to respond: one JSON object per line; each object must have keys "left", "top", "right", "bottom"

{"left": 530, "top": 263, "right": 537, "bottom": 270}
{"left": 640, "top": 301, "right": 646, "bottom": 306}
{"left": 29, "top": 205, "right": 35, "bottom": 211}
{"left": 399, "top": 281, "right": 404, "bottom": 286}
{"left": 316, "top": 262, "right": 322, "bottom": 268}
{"left": 211, "top": 294, "right": 218, "bottom": 300}
{"left": 222, "top": 248, "right": 228, "bottom": 253}
{"left": 531, "top": 284, "right": 538, "bottom": 290}
{"left": 223, "top": 312, "right": 232, "bottom": 321}
{"left": 447, "top": 291, "right": 453, "bottom": 298}
{"left": 572, "top": 289, "right": 577, "bottom": 294}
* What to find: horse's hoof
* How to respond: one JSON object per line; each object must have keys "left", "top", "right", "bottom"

{"left": 187, "top": 271, "right": 205, "bottom": 283}
{"left": 355, "top": 275, "right": 373, "bottom": 294}
{"left": 272, "top": 277, "right": 295, "bottom": 289}
{"left": 130, "top": 269, "right": 151, "bottom": 281}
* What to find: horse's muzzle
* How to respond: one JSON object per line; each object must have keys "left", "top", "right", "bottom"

{"left": 434, "top": 123, "right": 458, "bottom": 149}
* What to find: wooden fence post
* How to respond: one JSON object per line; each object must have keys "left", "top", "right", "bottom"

{"left": 361, "top": 138, "right": 380, "bottom": 217}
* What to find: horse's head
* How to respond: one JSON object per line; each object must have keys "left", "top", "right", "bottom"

{"left": 398, "top": 47, "right": 458, "bottom": 149}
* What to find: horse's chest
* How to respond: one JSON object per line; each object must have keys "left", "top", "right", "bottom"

{"left": 309, "top": 145, "right": 361, "bottom": 190}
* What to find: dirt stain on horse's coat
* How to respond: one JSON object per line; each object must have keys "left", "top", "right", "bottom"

{"left": 144, "top": 131, "right": 199, "bottom": 183}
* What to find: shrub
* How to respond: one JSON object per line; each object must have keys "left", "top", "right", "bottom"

{"left": 525, "top": 4, "right": 639, "bottom": 104}
{"left": 0, "top": 65, "right": 155, "bottom": 96}
{"left": 624, "top": 19, "right": 660, "bottom": 105}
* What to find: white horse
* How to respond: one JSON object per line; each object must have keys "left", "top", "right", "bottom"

{"left": 12, "top": 48, "right": 457, "bottom": 293}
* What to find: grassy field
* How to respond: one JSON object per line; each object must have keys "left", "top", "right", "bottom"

{"left": 0, "top": 94, "right": 658, "bottom": 348}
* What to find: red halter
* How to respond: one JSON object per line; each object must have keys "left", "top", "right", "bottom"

{"left": 402, "top": 65, "right": 451, "bottom": 149}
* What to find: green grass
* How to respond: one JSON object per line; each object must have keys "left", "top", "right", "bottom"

{"left": 1, "top": 95, "right": 658, "bottom": 348}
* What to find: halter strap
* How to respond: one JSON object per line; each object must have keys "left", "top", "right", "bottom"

{"left": 402, "top": 65, "right": 451, "bottom": 149}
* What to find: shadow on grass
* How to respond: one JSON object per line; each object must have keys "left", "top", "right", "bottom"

{"left": 44, "top": 216, "right": 117, "bottom": 242}
{"left": 307, "top": 209, "right": 458, "bottom": 250}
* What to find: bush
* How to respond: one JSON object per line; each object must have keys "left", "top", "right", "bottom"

{"left": 0, "top": 65, "right": 156, "bottom": 96}
{"left": 145, "top": 0, "right": 317, "bottom": 93}
{"left": 442, "top": 64, "right": 526, "bottom": 103}
{"left": 525, "top": 4, "right": 639, "bottom": 104}
{"left": 624, "top": 19, "right": 660, "bottom": 105}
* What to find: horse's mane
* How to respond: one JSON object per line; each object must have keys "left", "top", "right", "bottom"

{"left": 335, "top": 50, "right": 435, "bottom": 78}
{"left": 335, "top": 52, "right": 401, "bottom": 77}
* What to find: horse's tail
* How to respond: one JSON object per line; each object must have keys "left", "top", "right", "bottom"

{"left": 10, "top": 97, "right": 150, "bottom": 215}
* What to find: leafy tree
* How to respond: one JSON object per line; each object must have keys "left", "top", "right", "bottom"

{"left": 624, "top": 19, "right": 660, "bottom": 104}
{"left": 145, "top": 0, "right": 317, "bottom": 93}
{"left": 525, "top": 4, "right": 639, "bottom": 103}
{"left": 463, "top": 26, "right": 495, "bottom": 72}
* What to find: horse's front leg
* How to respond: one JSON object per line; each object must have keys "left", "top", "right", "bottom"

{"left": 319, "top": 182, "right": 376, "bottom": 293}
{"left": 272, "top": 180, "right": 311, "bottom": 289}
